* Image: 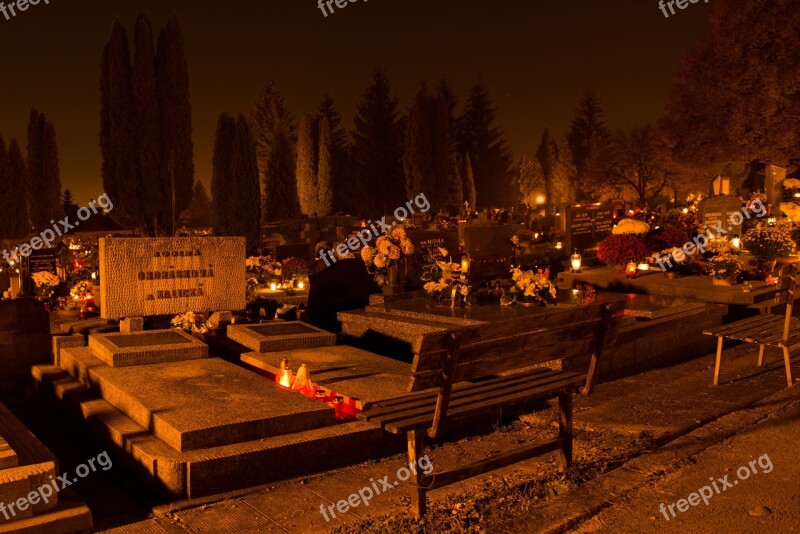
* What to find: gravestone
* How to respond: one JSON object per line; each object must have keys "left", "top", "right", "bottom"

{"left": 566, "top": 203, "right": 614, "bottom": 255}
{"left": 0, "top": 299, "right": 50, "bottom": 393}
{"left": 458, "top": 223, "right": 513, "bottom": 259}
{"left": 306, "top": 258, "right": 373, "bottom": 332}
{"left": 28, "top": 248, "right": 60, "bottom": 276}
{"left": 698, "top": 196, "right": 745, "bottom": 238}
{"left": 404, "top": 230, "right": 460, "bottom": 289}
{"left": 98, "top": 237, "right": 245, "bottom": 319}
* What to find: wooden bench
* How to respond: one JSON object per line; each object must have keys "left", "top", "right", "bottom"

{"left": 358, "top": 296, "right": 625, "bottom": 518}
{"left": 705, "top": 262, "right": 800, "bottom": 387}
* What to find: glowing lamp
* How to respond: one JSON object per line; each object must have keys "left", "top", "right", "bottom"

{"left": 297, "top": 281, "right": 305, "bottom": 290}
{"left": 570, "top": 250, "right": 582, "bottom": 273}
{"left": 269, "top": 281, "right": 278, "bottom": 291}
{"left": 535, "top": 195, "right": 545, "bottom": 205}
{"left": 555, "top": 242, "right": 563, "bottom": 250}
{"left": 732, "top": 237, "right": 741, "bottom": 249}
{"left": 626, "top": 262, "right": 637, "bottom": 279}
{"left": 460, "top": 254, "right": 471, "bottom": 274}
{"left": 638, "top": 263, "right": 649, "bottom": 271}
{"left": 279, "top": 369, "right": 294, "bottom": 388}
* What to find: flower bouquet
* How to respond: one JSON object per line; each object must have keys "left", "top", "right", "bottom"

{"left": 170, "top": 311, "right": 216, "bottom": 341}
{"left": 502, "top": 267, "right": 558, "bottom": 307}
{"left": 421, "top": 248, "right": 472, "bottom": 307}
{"left": 742, "top": 226, "right": 796, "bottom": 274}
{"left": 361, "top": 226, "right": 415, "bottom": 286}
{"left": 612, "top": 218, "right": 650, "bottom": 236}
{"left": 32, "top": 271, "right": 60, "bottom": 300}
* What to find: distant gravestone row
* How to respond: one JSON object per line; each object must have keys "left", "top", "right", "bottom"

{"left": 566, "top": 203, "right": 614, "bottom": 255}
{"left": 698, "top": 196, "right": 745, "bottom": 237}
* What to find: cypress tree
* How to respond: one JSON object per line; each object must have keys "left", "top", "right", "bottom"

{"left": 133, "top": 14, "right": 162, "bottom": 235}
{"left": 156, "top": 14, "right": 194, "bottom": 234}
{"left": 317, "top": 117, "right": 334, "bottom": 217}
{"left": 211, "top": 113, "right": 236, "bottom": 236}
{"left": 26, "top": 111, "right": 62, "bottom": 229}
{"left": 462, "top": 153, "right": 477, "bottom": 209}
{"left": 26, "top": 109, "right": 43, "bottom": 229}
{"left": 251, "top": 82, "right": 295, "bottom": 184}
{"left": 262, "top": 124, "right": 300, "bottom": 222}
{"left": 0, "top": 136, "right": 8, "bottom": 238}
{"left": 230, "top": 115, "right": 262, "bottom": 254}
{"left": 41, "top": 117, "right": 62, "bottom": 222}
{"left": 7, "top": 140, "right": 29, "bottom": 238}
{"left": 296, "top": 114, "right": 319, "bottom": 217}
{"left": 317, "top": 95, "right": 347, "bottom": 212}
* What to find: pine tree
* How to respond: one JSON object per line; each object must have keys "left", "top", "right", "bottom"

{"left": 535, "top": 129, "right": 572, "bottom": 213}
{"left": 230, "top": 115, "right": 262, "bottom": 254}
{"left": 26, "top": 109, "right": 43, "bottom": 229}
{"left": 211, "top": 113, "right": 236, "bottom": 236}
{"left": 317, "top": 117, "right": 334, "bottom": 217}
{"left": 26, "top": 111, "right": 62, "bottom": 229}
{"left": 350, "top": 68, "right": 404, "bottom": 214}
{"left": 251, "top": 82, "right": 295, "bottom": 184}
{"left": 295, "top": 114, "right": 319, "bottom": 216}
{"left": 6, "top": 140, "right": 29, "bottom": 238}
{"left": 133, "top": 14, "right": 162, "bottom": 235}
{"left": 263, "top": 123, "right": 300, "bottom": 222}
{"left": 61, "top": 189, "right": 78, "bottom": 222}
{"left": 518, "top": 155, "right": 546, "bottom": 208}
{"left": 567, "top": 90, "right": 609, "bottom": 198}
{"left": 403, "top": 84, "right": 435, "bottom": 202}
{"left": 456, "top": 82, "right": 515, "bottom": 208}
{"left": 156, "top": 14, "right": 194, "bottom": 234}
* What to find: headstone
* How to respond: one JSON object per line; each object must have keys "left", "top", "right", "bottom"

{"left": 274, "top": 243, "right": 312, "bottom": 261}
{"left": 0, "top": 299, "right": 50, "bottom": 393}
{"left": 458, "top": 223, "right": 513, "bottom": 260}
{"left": 766, "top": 165, "right": 787, "bottom": 207}
{"left": 28, "top": 248, "right": 60, "bottom": 276}
{"left": 566, "top": 203, "right": 614, "bottom": 255}
{"left": 98, "top": 237, "right": 245, "bottom": 320}
{"left": 698, "top": 196, "right": 744, "bottom": 237}
{"left": 306, "top": 258, "right": 373, "bottom": 333}
{"left": 404, "top": 230, "right": 460, "bottom": 289}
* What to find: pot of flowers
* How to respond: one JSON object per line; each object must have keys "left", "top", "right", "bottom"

{"left": 361, "top": 226, "right": 415, "bottom": 292}
{"left": 742, "top": 226, "right": 796, "bottom": 276}
{"left": 502, "top": 267, "right": 558, "bottom": 307}
{"left": 708, "top": 253, "right": 742, "bottom": 286}
{"left": 31, "top": 271, "right": 60, "bottom": 310}
{"left": 421, "top": 250, "right": 472, "bottom": 308}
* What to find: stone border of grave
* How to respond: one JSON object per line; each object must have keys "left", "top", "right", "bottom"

{"left": 88, "top": 329, "right": 208, "bottom": 367}
{"left": 227, "top": 321, "right": 336, "bottom": 353}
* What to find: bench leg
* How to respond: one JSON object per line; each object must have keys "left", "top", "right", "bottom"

{"left": 558, "top": 391, "right": 573, "bottom": 467}
{"left": 713, "top": 336, "right": 725, "bottom": 385}
{"left": 758, "top": 344, "right": 766, "bottom": 367}
{"left": 782, "top": 346, "right": 794, "bottom": 387}
{"left": 406, "top": 430, "right": 427, "bottom": 518}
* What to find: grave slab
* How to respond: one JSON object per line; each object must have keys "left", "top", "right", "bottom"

{"left": 226, "top": 321, "right": 335, "bottom": 353}
{"left": 0, "top": 436, "right": 17, "bottom": 470}
{"left": 59, "top": 348, "right": 335, "bottom": 452}
{"left": 88, "top": 329, "right": 208, "bottom": 367}
{"left": 240, "top": 345, "right": 413, "bottom": 409}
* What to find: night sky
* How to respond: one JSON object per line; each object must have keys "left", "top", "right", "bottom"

{"left": 0, "top": 0, "right": 711, "bottom": 205}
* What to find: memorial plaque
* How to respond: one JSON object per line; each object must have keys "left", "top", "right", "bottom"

{"left": 29, "top": 248, "right": 60, "bottom": 275}
{"left": 99, "top": 237, "right": 246, "bottom": 319}
{"left": 404, "top": 230, "right": 459, "bottom": 288}
{"left": 566, "top": 203, "right": 613, "bottom": 255}
{"left": 699, "top": 196, "right": 744, "bottom": 237}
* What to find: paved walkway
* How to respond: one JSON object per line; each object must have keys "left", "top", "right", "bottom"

{"left": 97, "top": 342, "right": 799, "bottom": 533}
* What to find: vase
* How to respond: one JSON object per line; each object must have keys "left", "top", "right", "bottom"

{"left": 387, "top": 263, "right": 399, "bottom": 285}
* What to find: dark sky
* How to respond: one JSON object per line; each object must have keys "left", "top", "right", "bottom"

{"left": 0, "top": 0, "right": 711, "bottom": 205}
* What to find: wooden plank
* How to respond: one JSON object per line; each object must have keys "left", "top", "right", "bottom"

{"left": 411, "top": 317, "right": 600, "bottom": 373}
{"left": 370, "top": 370, "right": 577, "bottom": 428}
{"left": 385, "top": 374, "right": 585, "bottom": 434}
{"left": 704, "top": 315, "right": 776, "bottom": 337}
{"left": 359, "top": 368, "right": 557, "bottom": 421}
{"left": 430, "top": 332, "right": 461, "bottom": 439}
{"left": 406, "top": 430, "right": 427, "bottom": 518}
{"left": 558, "top": 392, "right": 573, "bottom": 466}
{"left": 425, "top": 438, "right": 561, "bottom": 491}
{"left": 410, "top": 336, "right": 591, "bottom": 391}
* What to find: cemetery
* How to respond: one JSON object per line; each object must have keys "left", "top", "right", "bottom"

{"left": 1, "top": 1, "right": 799, "bottom": 532}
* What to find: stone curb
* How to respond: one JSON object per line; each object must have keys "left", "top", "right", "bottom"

{"left": 523, "top": 385, "right": 800, "bottom": 534}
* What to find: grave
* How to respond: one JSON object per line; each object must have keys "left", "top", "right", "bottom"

{"left": 403, "top": 230, "right": 460, "bottom": 289}
{"left": 698, "top": 196, "right": 745, "bottom": 237}
{"left": 0, "top": 402, "right": 92, "bottom": 532}
{"left": 566, "top": 202, "right": 614, "bottom": 255}
{"left": 0, "top": 299, "right": 51, "bottom": 393}
{"left": 88, "top": 329, "right": 208, "bottom": 367}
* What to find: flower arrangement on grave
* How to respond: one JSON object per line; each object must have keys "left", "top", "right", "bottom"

{"left": 501, "top": 267, "right": 558, "bottom": 307}
{"left": 645, "top": 224, "right": 688, "bottom": 254}
{"left": 31, "top": 271, "right": 60, "bottom": 300}
{"left": 70, "top": 280, "right": 93, "bottom": 301}
{"left": 572, "top": 283, "right": 597, "bottom": 305}
{"left": 704, "top": 238, "right": 736, "bottom": 257}
{"left": 281, "top": 257, "right": 309, "bottom": 279}
{"left": 707, "top": 253, "right": 742, "bottom": 282}
{"left": 170, "top": 311, "right": 217, "bottom": 341}
{"left": 245, "top": 256, "right": 282, "bottom": 280}
{"left": 597, "top": 234, "right": 649, "bottom": 268}
{"left": 612, "top": 218, "right": 650, "bottom": 236}
{"left": 360, "top": 226, "right": 415, "bottom": 285}
{"left": 652, "top": 247, "right": 692, "bottom": 275}
{"left": 421, "top": 248, "right": 472, "bottom": 306}
{"left": 742, "top": 226, "right": 796, "bottom": 262}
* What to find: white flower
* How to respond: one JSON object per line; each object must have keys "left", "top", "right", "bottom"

{"left": 612, "top": 219, "right": 650, "bottom": 235}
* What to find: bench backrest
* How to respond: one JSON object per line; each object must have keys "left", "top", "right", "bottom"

{"left": 408, "top": 296, "right": 625, "bottom": 393}
{"left": 779, "top": 262, "right": 800, "bottom": 341}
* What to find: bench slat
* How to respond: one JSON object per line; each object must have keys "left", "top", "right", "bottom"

{"left": 384, "top": 373, "right": 585, "bottom": 434}
{"left": 704, "top": 315, "right": 776, "bottom": 336}
{"left": 410, "top": 335, "right": 592, "bottom": 391}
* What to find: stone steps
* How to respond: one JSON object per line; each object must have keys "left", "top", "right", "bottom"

{"left": 31, "top": 365, "right": 403, "bottom": 500}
